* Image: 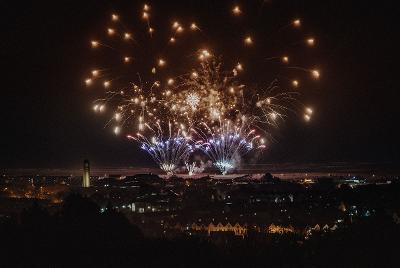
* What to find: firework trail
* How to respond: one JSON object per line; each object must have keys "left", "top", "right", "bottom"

{"left": 193, "top": 120, "right": 265, "bottom": 175}
{"left": 127, "top": 122, "right": 193, "bottom": 174}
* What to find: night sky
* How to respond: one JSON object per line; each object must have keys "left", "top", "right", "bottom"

{"left": 1, "top": 0, "right": 398, "bottom": 169}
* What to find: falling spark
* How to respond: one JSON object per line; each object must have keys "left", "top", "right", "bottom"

{"left": 233, "top": 6, "right": 241, "bottom": 15}
{"left": 115, "top": 113, "right": 121, "bottom": 121}
{"left": 107, "top": 28, "right": 115, "bottom": 35}
{"left": 307, "top": 38, "right": 315, "bottom": 46}
{"left": 244, "top": 36, "right": 253, "bottom": 45}
{"left": 190, "top": 23, "right": 198, "bottom": 30}
{"left": 172, "top": 21, "right": 180, "bottom": 29}
{"left": 111, "top": 14, "right": 119, "bottom": 21}
{"left": 91, "top": 41, "right": 99, "bottom": 48}
{"left": 158, "top": 59, "right": 166, "bottom": 66}
{"left": 311, "top": 69, "right": 320, "bottom": 79}
{"left": 282, "top": 56, "right": 289, "bottom": 63}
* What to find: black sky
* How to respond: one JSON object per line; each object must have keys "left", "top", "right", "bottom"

{"left": 1, "top": 0, "right": 398, "bottom": 169}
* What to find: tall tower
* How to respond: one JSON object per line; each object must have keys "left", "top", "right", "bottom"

{"left": 82, "top": 159, "right": 90, "bottom": 187}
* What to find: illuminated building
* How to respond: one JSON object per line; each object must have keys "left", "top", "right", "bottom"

{"left": 82, "top": 159, "right": 90, "bottom": 187}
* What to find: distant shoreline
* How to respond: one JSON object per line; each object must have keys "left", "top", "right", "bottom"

{"left": 2, "top": 161, "right": 399, "bottom": 177}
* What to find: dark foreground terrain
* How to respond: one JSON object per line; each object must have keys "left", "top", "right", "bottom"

{"left": 1, "top": 192, "right": 399, "bottom": 267}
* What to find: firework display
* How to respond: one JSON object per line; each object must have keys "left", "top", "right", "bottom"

{"left": 127, "top": 123, "right": 193, "bottom": 174}
{"left": 168, "top": 58, "right": 241, "bottom": 127}
{"left": 85, "top": 2, "right": 320, "bottom": 174}
{"left": 194, "top": 121, "right": 265, "bottom": 175}
{"left": 185, "top": 161, "right": 206, "bottom": 176}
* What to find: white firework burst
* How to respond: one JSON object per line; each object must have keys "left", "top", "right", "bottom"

{"left": 186, "top": 92, "right": 200, "bottom": 110}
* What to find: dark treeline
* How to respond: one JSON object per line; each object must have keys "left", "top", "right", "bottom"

{"left": 0, "top": 193, "right": 398, "bottom": 267}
